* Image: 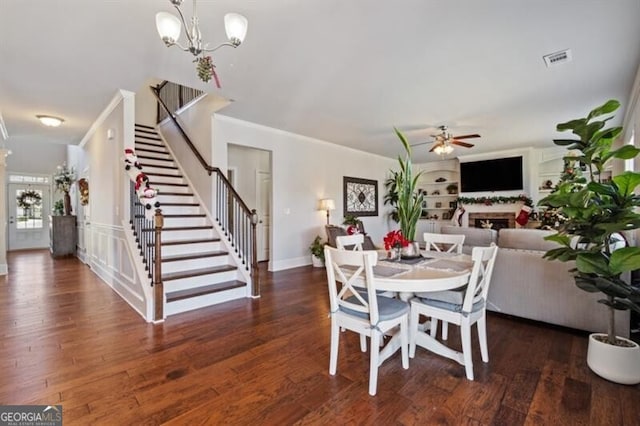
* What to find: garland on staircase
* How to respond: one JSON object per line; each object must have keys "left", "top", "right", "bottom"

{"left": 456, "top": 194, "right": 533, "bottom": 207}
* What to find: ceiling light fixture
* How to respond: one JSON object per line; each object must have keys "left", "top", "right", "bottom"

{"left": 433, "top": 143, "right": 454, "bottom": 156}
{"left": 156, "top": 0, "right": 248, "bottom": 87}
{"left": 36, "top": 115, "right": 64, "bottom": 127}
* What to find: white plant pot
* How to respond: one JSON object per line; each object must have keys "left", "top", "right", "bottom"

{"left": 586, "top": 333, "right": 640, "bottom": 385}
{"left": 311, "top": 255, "right": 324, "bottom": 268}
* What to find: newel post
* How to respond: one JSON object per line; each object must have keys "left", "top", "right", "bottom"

{"left": 153, "top": 208, "right": 164, "bottom": 321}
{"left": 250, "top": 209, "right": 259, "bottom": 297}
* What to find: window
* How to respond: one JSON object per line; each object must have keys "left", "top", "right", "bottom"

{"left": 9, "top": 174, "right": 50, "bottom": 184}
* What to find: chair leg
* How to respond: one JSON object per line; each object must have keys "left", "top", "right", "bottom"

{"left": 478, "top": 314, "right": 489, "bottom": 363}
{"left": 400, "top": 315, "right": 409, "bottom": 369}
{"left": 409, "top": 306, "right": 420, "bottom": 358}
{"left": 460, "top": 320, "right": 474, "bottom": 381}
{"left": 329, "top": 320, "right": 340, "bottom": 375}
{"left": 430, "top": 318, "right": 439, "bottom": 338}
{"left": 360, "top": 333, "right": 367, "bottom": 352}
{"left": 442, "top": 321, "right": 449, "bottom": 340}
{"left": 369, "top": 331, "right": 381, "bottom": 396}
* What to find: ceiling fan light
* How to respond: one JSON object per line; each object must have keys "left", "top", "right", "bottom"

{"left": 224, "top": 13, "right": 248, "bottom": 46}
{"left": 36, "top": 115, "right": 64, "bottom": 127}
{"left": 156, "top": 11, "right": 182, "bottom": 45}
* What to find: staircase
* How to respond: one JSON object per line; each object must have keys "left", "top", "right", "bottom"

{"left": 133, "top": 123, "right": 248, "bottom": 316}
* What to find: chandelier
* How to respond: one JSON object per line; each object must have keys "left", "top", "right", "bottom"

{"left": 156, "top": 0, "right": 248, "bottom": 87}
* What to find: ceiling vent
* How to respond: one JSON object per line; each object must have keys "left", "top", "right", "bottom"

{"left": 543, "top": 49, "right": 572, "bottom": 67}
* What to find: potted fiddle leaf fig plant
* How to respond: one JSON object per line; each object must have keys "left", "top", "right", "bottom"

{"left": 538, "top": 99, "right": 640, "bottom": 384}
{"left": 391, "top": 127, "right": 424, "bottom": 257}
{"left": 309, "top": 235, "right": 325, "bottom": 268}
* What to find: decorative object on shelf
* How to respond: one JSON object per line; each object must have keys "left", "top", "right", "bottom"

{"left": 390, "top": 128, "right": 423, "bottom": 242}
{"left": 344, "top": 177, "right": 378, "bottom": 217}
{"left": 77, "top": 178, "right": 89, "bottom": 206}
{"left": 435, "top": 202, "right": 442, "bottom": 208}
{"left": 456, "top": 194, "right": 533, "bottom": 207}
{"left": 431, "top": 190, "right": 440, "bottom": 195}
{"left": 449, "top": 201, "right": 457, "bottom": 209}
{"left": 155, "top": 0, "right": 248, "bottom": 86}
{"left": 442, "top": 212, "right": 450, "bottom": 220}
{"left": 52, "top": 199, "right": 64, "bottom": 216}
{"left": 435, "top": 177, "right": 447, "bottom": 182}
{"left": 309, "top": 235, "right": 325, "bottom": 267}
{"left": 446, "top": 183, "right": 458, "bottom": 194}
{"left": 319, "top": 198, "right": 336, "bottom": 225}
{"left": 543, "top": 179, "right": 554, "bottom": 189}
{"left": 54, "top": 163, "right": 76, "bottom": 216}
{"left": 539, "top": 99, "right": 640, "bottom": 384}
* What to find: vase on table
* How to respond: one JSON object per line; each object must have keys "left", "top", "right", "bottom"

{"left": 400, "top": 241, "right": 421, "bottom": 259}
{"left": 63, "top": 191, "right": 72, "bottom": 216}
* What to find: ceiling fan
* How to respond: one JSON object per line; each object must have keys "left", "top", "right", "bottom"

{"left": 411, "top": 125, "right": 481, "bottom": 154}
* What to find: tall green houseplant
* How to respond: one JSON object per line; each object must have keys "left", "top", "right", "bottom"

{"left": 539, "top": 99, "right": 640, "bottom": 344}
{"left": 391, "top": 128, "right": 423, "bottom": 241}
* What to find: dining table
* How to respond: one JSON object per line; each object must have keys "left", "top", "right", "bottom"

{"left": 348, "top": 250, "right": 475, "bottom": 367}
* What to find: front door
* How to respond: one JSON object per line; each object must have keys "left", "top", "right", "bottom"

{"left": 8, "top": 183, "right": 51, "bottom": 250}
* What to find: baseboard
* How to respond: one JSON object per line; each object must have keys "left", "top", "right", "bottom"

{"left": 0, "top": 264, "right": 7, "bottom": 275}
{"left": 270, "top": 256, "right": 310, "bottom": 272}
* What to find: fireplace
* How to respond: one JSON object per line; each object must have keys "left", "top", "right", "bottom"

{"left": 468, "top": 212, "right": 515, "bottom": 230}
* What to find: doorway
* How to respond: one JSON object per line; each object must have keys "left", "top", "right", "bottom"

{"left": 8, "top": 183, "right": 51, "bottom": 250}
{"left": 227, "top": 145, "right": 272, "bottom": 263}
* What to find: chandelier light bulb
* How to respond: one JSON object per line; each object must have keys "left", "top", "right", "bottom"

{"left": 156, "top": 11, "right": 182, "bottom": 45}
{"left": 224, "top": 13, "right": 248, "bottom": 46}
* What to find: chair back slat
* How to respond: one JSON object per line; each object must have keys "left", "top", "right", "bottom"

{"left": 463, "top": 244, "right": 498, "bottom": 312}
{"left": 423, "top": 232, "right": 465, "bottom": 254}
{"left": 325, "top": 246, "right": 379, "bottom": 324}
{"left": 336, "top": 234, "right": 364, "bottom": 251}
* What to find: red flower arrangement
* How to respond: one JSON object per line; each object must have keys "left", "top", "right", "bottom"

{"left": 383, "top": 230, "right": 410, "bottom": 250}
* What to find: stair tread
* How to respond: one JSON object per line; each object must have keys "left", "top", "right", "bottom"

{"left": 166, "top": 280, "right": 245, "bottom": 302}
{"left": 143, "top": 225, "right": 212, "bottom": 232}
{"left": 143, "top": 171, "right": 184, "bottom": 178}
{"left": 162, "top": 250, "right": 228, "bottom": 262}
{"left": 136, "top": 213, "right": 205, "bottom": 218}
{"left": 135, "top": 134, "right": 162, "bottom": 141}
{"left": 149, "top": 182, "right": 188, "bottom": 187}
{"left": 135, "top": 123, "right": 155, "bottom": 130}
{"left": 136, "top": 147, "right": 169, "bottom": 155}
{"left": 137, "top": 155, "right": 174, "bottom": 162}
{"left": 157, "top": 192, "right": 194, "bottom": 196}
{"left": 139, "top": 163, "right": 178, "bottom": 170}
{"left": 163, "top": 265, "right": 237, "bottom": 281}
{"left": 160, "top": 202, "right": 200, "bottom": 207}
{"left": 162, "top": 237, "right": 221, "bottom": 246}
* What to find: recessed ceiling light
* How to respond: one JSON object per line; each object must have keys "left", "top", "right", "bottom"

{"left": 36, "top": 115, "right": 64, "bottom": 127}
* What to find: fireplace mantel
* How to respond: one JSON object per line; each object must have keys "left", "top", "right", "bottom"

{"left": 459, "top": 202, "right": 524, "bottom": 228}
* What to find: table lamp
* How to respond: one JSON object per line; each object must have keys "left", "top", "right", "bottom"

{"left": 319, "top": 199, "right": 335, "bottom": 225}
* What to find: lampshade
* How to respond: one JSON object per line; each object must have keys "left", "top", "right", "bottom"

{"left": 156, "top": 11, "right": 182, "bottom": 43}
{"left": 224, "top": 13, "right": 248, "bottom": 44}
{"left": 319, "top": 199, "right": 335, "bottom": 211}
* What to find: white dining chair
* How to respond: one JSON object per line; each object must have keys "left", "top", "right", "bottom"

{"left": 336, "top": 234, "right": 364, "bottom": 251}
{"left": 420, "top": 232, "right": 466, "bottom": 340}
{"left": 423, "top": 232, "right": 465, "bottom": 254}
{"left": 324, "top": 246, "right": 409, "bottom": 395}
{"left": 409, "top": 244, "right": 498, "bottom": 380}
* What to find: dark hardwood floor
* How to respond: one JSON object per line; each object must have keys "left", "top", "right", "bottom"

{"left": 0, "top": 250, "right": 638, "bottom": 425}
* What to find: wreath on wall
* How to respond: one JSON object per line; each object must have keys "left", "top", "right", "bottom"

{"left": 17, "top": 189, "right": 42, "bottom": 210}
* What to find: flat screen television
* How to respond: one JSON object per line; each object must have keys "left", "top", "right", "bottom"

{"left": 460, "top": 156, "right": 523, "bottom": 192}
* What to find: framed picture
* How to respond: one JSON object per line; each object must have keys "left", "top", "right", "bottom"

{"left": 449, "top": 201, "right": 457, "bottom": 209}
{"left": 442, "top": 212, "right": 450, "bottom": 220}
{"left": 435, "top": 201, "right": 442, "bottom": 208}
{"left": 343, "top": 176, "right": 378, "bottom": 216}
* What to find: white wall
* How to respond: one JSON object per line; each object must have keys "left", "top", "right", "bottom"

{"left": 228, "top": 144, "right": 270, "bottom": 211}
{"left": 134, "top": 78, "right": 162, "bottom": 127}
{"left": 74, "top": 90, "right": 151, "bottom": 320}
{"left": 213, "top": 115, "right": 397, "bottom": 271}
{"left": 159, "top": 95, "right": 229, "bottom": 210}
{"left": 5, "top": 140, "right": 66, "bottom": 175}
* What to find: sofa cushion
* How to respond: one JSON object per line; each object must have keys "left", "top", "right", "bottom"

{"left": 440, "top": 225, "right": 497, "bottom": 247}
{"left": 498, "top": 228, "right": 560, "bottom": 251}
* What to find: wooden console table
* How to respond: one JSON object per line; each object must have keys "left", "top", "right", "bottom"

{"left": 49, "top": 215, "right": 77, "bottom": 257}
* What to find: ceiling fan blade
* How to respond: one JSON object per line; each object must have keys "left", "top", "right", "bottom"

{"left": 452, "top": 140, "right": 474, "bottom": 148}
{"left": 452, "top": 134, "right": 481, "bottom": 139}
{"left": 410, "top": 141, "right": 433, "bottom": 147}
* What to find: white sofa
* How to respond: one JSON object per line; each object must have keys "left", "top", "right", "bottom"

{"left": 440, "top": 226, "right": 630, "bottom": 336}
